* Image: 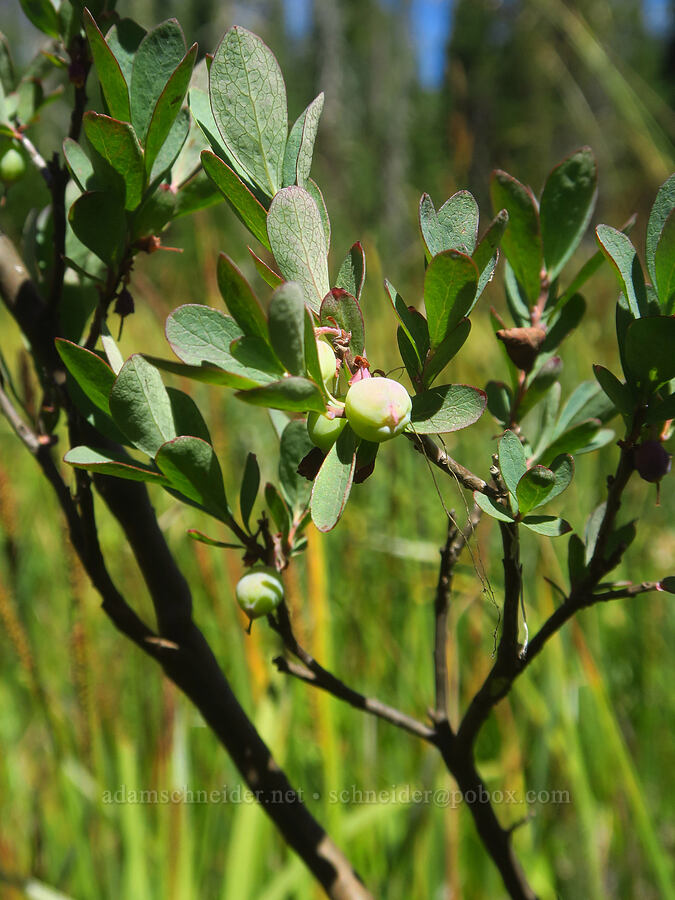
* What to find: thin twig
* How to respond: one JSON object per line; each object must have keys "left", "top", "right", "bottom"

{"left": 271, "top": 604, "right": 435, "bottom": 741}
{"left": 408, "top": 432, "right": 502, "bottom": 499}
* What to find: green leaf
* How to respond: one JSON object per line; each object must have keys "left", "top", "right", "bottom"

{"left": 654, "top": 207, "right": 675, "bottom": 313}
{"left": 267, "top": 186, "right": 330, "bottom": 313}
{"left": 239, "top": 452, "right": 260, "bottom": 531}
{"left": 540, "top": 147, "right": 597, "bottom": 280}
{"left": 166, "top": 387, "right": 210, "bottom": 442}
{"left": 210, "top": 26, "right": 287, "bottom": 196}
{"left": 517, "top": 356, "right": 562, "bottom": 420}
{"left": 68, "top": 191, "right": 127, "bottom": 266}
{"left": 248, "top": 247, "right": 283, "bottom": 288}
{"left": 472, "top": 210, "right": 507, "bottom": 305}
{"left": 229, "top": 336, "right": 284, "bottom": 378}
{"left": 282, "top": 92, "right": 324, "bottom": 188}
{"left": 473, "top": 209, "right": 508, "bottom": 275}
{"left": 20, "top": 0, "right": 59, "bottom": 40}
{"left": 419, "top": 191, "right": 479, "bottom": 260}
{"left": 320, "top": 288, "right": 365, "bottom": 357}
{"left": 144, "top": 42, "right": 197, "bottom": 175}
{"left": 187, "top": 530, "right": 241, "bottom": 549}
{"left": 624, "top": 315, "right": 675, "bottom": 390}
{"left": 109, "top": 354, "right": 175, "bottom": 457}
{"left": 268, "top": 281, "right": 306, "bottom": 375}
{"left": 409, "top": 384, "right": 486, "bottom": 434}
{"left": 516, "top": 465, "right": 556, "bottom": 515}
{"left": 148, "top": 106, "right": 189, "bottom": 183}
{"left": 595, "top": 224, "right": 647, "bottom": 318}
{"left": 546, "top": 453, "right": 575, "bottom": 503}
{"left": 490, "top": 169, "right": 543, "bottom": 305}
{"left": 155, "top": 435, "right": 230, "bottom": 521}
{"left": 101, "top": 321, "right": 124, "bottom": 373}
{"left": 63, "top": 138, "right": 96, "bottom": 192}
{"left": 473, "top": 490, "right": 514, "bottom": 522}
{"left": 541, "top": 293, "right": 586, "bottom": 352}
{"left": 303, "top": 309, "right": 326, "bottom": 395}
{"left": 335, "top": 242, "right": 366, "bottom": 301}
{"left": 584, "top": 502, "right": 606, "bottom": 565}
{"left": 56, "top": 339, "right": 115, "bottom": 414}
{"left": 236, "top": 376, "right": 325, "bottom": 413}
{"left": 397, "top": 328, "right": 421, "bottom": 383}
{"left": 646, "top": 391, "right": 675, "bottom": 425}
{"left": 384, "top": 280, "right": 429, "bottom": 370}
{"left": 279, "top": 419, "right": 314, "bottom": 513}
{"left": 541, "top": 419, "right": 610, "bottom": 465}
{"left": 130, "top": 18, "right": 186, "bottom": 143}
{"left": 553, "top": 380, "right": 603, "bottom": 437}
{"left": 568, "top": 533, "right": 586, "bottom": 586}
{"left": 521, "top": 515, "right": 572, "bottom": 537}
{"left": 306, "top": 178, "right": 331, "bottom": 251}
{"left": 83, "top": 10, "right": 130, "bottom": 121}
{"left": 174, "top": 170, "right": 222, "bottom": 218}
{"left": 105, "top": 18, "right": 146, "bottom": 88}
{"left": 423, "top": 249, "right": 478, "bottom": 349}
{"left": 216, "top": 253, "right": 268, "bottom": 340}
{"left": 593, "top": 364, "right": 634, "bottom": 415}
{"left": 64, "top": 446, "right": 167, "bottom": 483}
{"left": 165, "top": 305, "right": 276, "bottom": 387}
{"left": 265, "top": 482, "right": 291, "bottom": 536}
{"left": 646, "top": 173, "right": 675, "bottom": 286}
{"left": 145, "top": 355, "right": 264, "bottom": 388}
{"left": 201, "top": 150, "right": 270, "bottom": 249}
{"left": 503, "top": 259, "right": 531, "bottom": 327}
{"left": 498, "top": 429, "right": 527, "bottom": 498}
{"left": 485, "top": 380, "right": 511, "bottom": 427}
{"left": 130, "top": 187, "right": 176, "bottom": 239}
{"left": 83, "top": 112, "right": 145, "bottom": 211}
{"left": 423, "top": 318, "right": 471, "bottom": 388}
{"left": 310, "top": 425, "right": 358, "bottom": 532}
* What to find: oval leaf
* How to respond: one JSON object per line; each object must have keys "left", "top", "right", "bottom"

{"left": 267, "top": 186, "right": 330, "bottom": 313}
{"left": 155, "top": 435, "right": 230, "bottom": 520}
{"left": 210, "top": 26, "right": 287, "bottom": 196}
{"left": 423, "top": 249, "right": 478, "bottom": 349}
{"left": 540, "top": 147, "right": 597, "bottom": 280}
{"left": 310, "top": 426, "right": 357, "bottom": 532}
{"left": 490, "top": 169, "right": 542, "bottom": 305}
{"left": 109, "top": 354, "right": 175, "bottom": 457}
{"left": 409, "top": 384, "right": 486, "bottom": 434}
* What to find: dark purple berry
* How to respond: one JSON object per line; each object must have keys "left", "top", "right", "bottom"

{"left": 634, "top": 440, "right": 672, "bottom": 483}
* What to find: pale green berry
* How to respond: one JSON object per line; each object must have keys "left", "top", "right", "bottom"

{"left": 0, "top": 148, "right": 27, "bottom": 185}
{"left": 235, "top": 566, "right": 284, "bottom": 619}
{"left": 344, "top": 377, "right": 412, "bottom": 443}
{"left": 317, "top": 340, "right": 337, "bottom": 388}
{"left": 307, "top": 410, "right": 346, "bottom": 452}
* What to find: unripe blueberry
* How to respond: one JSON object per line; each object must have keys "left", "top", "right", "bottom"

{"left": 634, "top": 440, "right": 671, "bottom": 483}
{"left": 307, "top": 411, "right": 346, "bottom": 451}
{"left": 344, "top": 377, "right": 412, "bottom": 443}
{"left": 235, "top": 566, "right": 284, "bottom": 619}
{"left": 317, "top": 340, "right": 337, "bottom": 388}
{"left": 0, "top": 148, "right": 27, "bottom": 185}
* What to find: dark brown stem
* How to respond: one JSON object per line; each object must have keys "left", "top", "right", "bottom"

{"left": 271, "top": 603, "right": 435, "bottom": 741}
{"left": 432, "top": 505, "right": 482, "bottom": 724}
{"left": 408, "top": 432, "right": 502, "bottom": 499}
{"left": 436, "top": 737, "right": 537, "bottom": 900}
{"left": 458, "top": 437, "right": 644, "bottom": 749}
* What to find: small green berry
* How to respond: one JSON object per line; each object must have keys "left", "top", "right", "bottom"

{"left": 235, "top": 566, "right": 284, "bottom": 620}
{"left": 0, "top": 148, "right": 27, "bottom": 185}
{"left": 307, "top": 410, "right": 346, "bottom": 451}
{"left": 317, "top": 340, "right": 337, "bottom": 388}
{"left": 344, "top": 377, "right": 412, "bottom": 443}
